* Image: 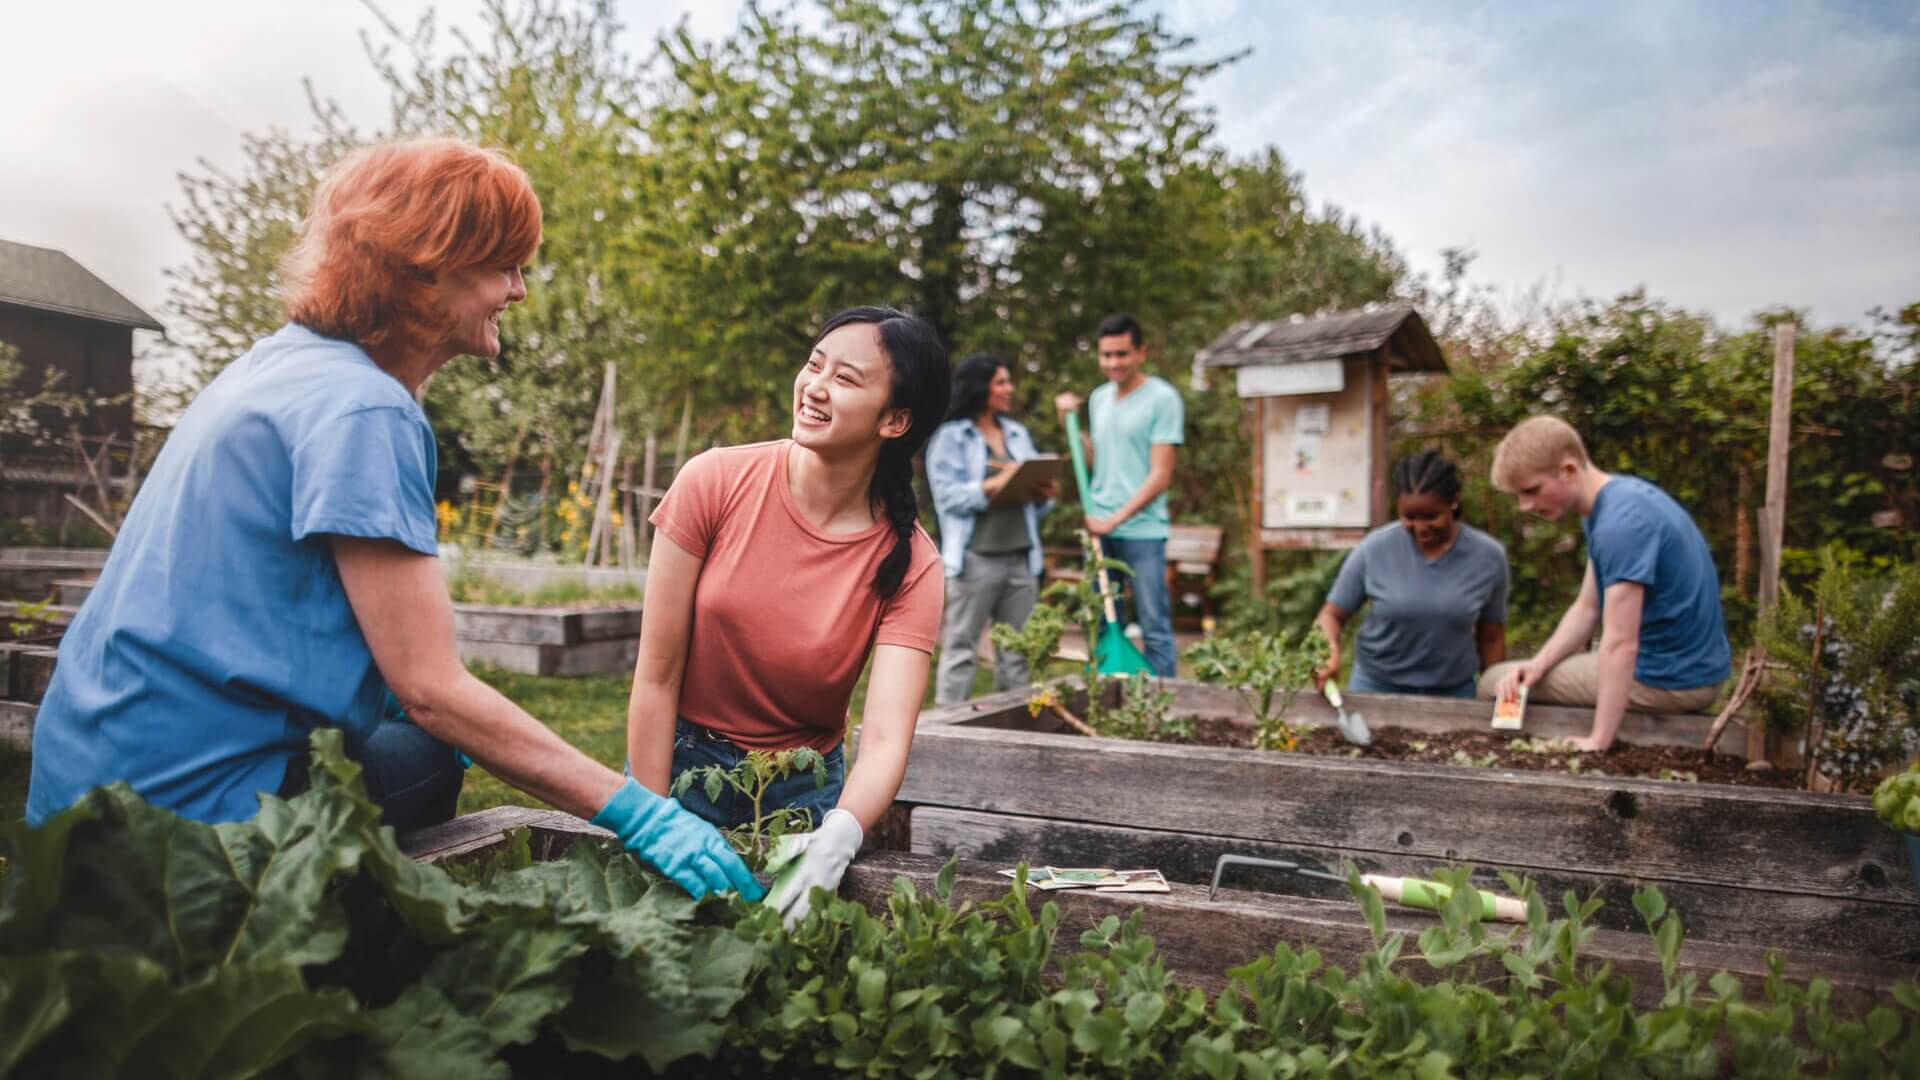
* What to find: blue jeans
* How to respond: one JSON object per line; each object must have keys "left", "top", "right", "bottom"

{"left": 1348, "top": 664, "right": 1479, "bottom": 699}
{"left": 279, "top": 717, "right": 465, "bottom": 832}
{"left": 669, "top": 718, "right": 846, "bottom": 831}
{"left": 1101, "top": 537, "right": 1176, "bottom": 677}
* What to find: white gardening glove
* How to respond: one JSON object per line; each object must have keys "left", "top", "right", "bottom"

{"left": 767, "top": 808, "right": 863, "bottom": 928}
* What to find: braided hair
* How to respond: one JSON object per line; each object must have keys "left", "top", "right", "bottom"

{"left": 810, "top": 306, "right": 951, "bottom": 600}
{"left": 1392, "top": 450, "right": 1463, "bottom": 507}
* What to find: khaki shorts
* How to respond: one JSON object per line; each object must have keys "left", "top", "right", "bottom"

{"left": 1477, "top": 652, "right": 1721, "bottom": 714}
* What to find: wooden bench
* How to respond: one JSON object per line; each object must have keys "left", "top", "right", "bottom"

{"left": 1044, "top": 524, "right": 1225, "bottom": 631}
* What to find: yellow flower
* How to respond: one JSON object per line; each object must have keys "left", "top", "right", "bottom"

{"left": 610, "top": 511, "right": 623, "bottom": 527}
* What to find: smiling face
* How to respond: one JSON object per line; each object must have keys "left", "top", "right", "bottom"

{"left": 1396, "top": 490, "right": 1459, "bottom": 553}
{"left": 792, "top": 322, "right": 908, "bottom": 452}
{"left": 1509, "top": 461, "right": 1583, "bottom": 521}
{"left": 986, "top": 364, "right": 1015, "bottom": 415}
{"left": 438, "top": 262, "right": 527, "bottom": 359}
{"left": 1096, "top": 333, "right": 1146, "bottom": 390}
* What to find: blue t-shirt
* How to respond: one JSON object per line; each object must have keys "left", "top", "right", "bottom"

{"left": 27, "top": 324, "right": 439, "bottom": 825}
{"left": 1584, "top": 476, "right": 1730, "bottom": 690}
{"left": 1327, "top": 522, "right": 1509, "bottom": 689}
{"left": 1088, "top": 376, "right": 1184, "bottom": 541}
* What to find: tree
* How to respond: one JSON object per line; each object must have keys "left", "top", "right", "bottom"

{"left": 634, "top": 0, "right": 1240, "bottom": 435}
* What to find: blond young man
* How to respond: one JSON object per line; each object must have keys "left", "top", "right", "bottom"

{"left": 1479, "top": 416, "right": 1730, "bottom": 751}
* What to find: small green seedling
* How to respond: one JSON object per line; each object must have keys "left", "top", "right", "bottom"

{"left": 1184, "top": 626, "right": 1329, "bottom": 751}
{"left": 672, "top": 747, "right": 827, "bottom": 870}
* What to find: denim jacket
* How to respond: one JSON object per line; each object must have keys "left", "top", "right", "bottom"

{"left": 925, "top": 416, "right": 1051, "bottom": 578}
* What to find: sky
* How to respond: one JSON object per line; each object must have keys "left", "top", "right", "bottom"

{"left": 4, "top": 0, "right": 1915, "bottom": 376}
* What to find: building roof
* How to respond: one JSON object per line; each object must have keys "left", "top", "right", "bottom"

{"left": 0, "top": 238, "right": 163, "bottom": 332}
{"left": 1194, "top": 304, "right": 1444, "bottom": 373}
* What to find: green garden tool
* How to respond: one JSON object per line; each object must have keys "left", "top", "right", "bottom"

{"left": 1064, "top": 411, "right": 1153, "bottom": 677}
{"left": 1209, "top": 853, "right": 1526, "bottom": 923}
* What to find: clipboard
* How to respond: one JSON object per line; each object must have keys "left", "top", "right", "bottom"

{"left": 988, "top": 454, "right": 1061, "bottom": 507}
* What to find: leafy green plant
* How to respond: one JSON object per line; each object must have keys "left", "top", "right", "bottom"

{"left": 3, "top": 727, "right": 1918, "bottom": 1077}
{"left": 7, "top": 597, "right": 54, "bottom": 639}
{"left": 671, "top": 747, "right": 827, "bottom": 870}
{"left": 989, "top": 600, "right": 1069, "bottom": 684}
{"left": 1097, "top": 672, "right": 1189, "bottom": 743}
{"left": 1184, "top": 626, "right": 1330, "bottom": 750}
{"left": 1756, "top": 547, "right": 1920, "bottom": 790}
{"left": 991, "top": 533, "right": 1146, "bottom": 736}
{"left": 1876, "top": 763, "right": 1920, "bottom": 834}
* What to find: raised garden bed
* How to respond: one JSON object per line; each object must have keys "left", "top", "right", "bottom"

{"left": 0, "top": 547, "right": 107, "bottom": 602}
{"left": 451, "top": 602, "right": 642, "bottom": 675}
{"left": 408, "top": 805, "right": 1918, "bottom": 1013}
{"left": 892, "top": 680, "right": 1920, "bottom": 963}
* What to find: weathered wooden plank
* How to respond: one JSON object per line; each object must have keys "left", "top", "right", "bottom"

{"left": 920, "top": 681, "right": 1739, "bottom": 753}
{"left": 451, "top": 604, "right": 583, "bottom": 645}
{"left": 455, "top": 635, "right": 640, "bottom": 676}
{"left": 0, "top": 548, "right": 110, "bottom": 568}
{"left": 1, "top": 645, "right": 58, "bottom": 704}
{"left": 897, "top": 721, "right": 1913, "bottom": 906}
{"left": 0, "top": 699, "right": 34, "bottom": 753}
{"left": 906, "top": 805, "right": 1920, "bottom": 961}
{"left": 52, "top": 578, "right": 95, "bottom": 607}
{"left": 841, "top": 852, "right": 1915, "bottom": 1013}
{"left": 451, "top": 603, "right": 644, "bottom": 646}
{"left": 397, "top": 805, "right": 614, "bottom": 862}
{"left": 575, "top": 607, "right": 644, "bottom": 641}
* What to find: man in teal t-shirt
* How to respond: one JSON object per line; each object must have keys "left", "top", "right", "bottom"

{"left": 1055, "top": 313, "right": 1185, "bottom": 676}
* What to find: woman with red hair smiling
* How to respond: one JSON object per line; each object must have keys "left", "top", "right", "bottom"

{"left": 27, "top": 138, "right": 760, "bottom": 902}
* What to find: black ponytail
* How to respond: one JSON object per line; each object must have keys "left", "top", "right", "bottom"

{"left": 811, "top": 305, "right": 952, "bottom": 599}
{"left": 1393, "top": 450, "right": 1463, "bottom": 505}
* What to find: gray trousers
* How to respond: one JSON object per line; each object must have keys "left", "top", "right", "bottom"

{"left": 935, "top": 550, "right": 1038, "bottom": 705}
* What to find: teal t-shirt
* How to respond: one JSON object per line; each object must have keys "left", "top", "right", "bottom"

{"left": 27, "top": 323, "right": 439, "bottom": 825}
{"left": 1087, "top": 376, "right": 1184, "bottom": 541}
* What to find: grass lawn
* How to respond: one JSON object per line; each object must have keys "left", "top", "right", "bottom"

{"left": 0, "top": 649, "right": 1051, "bottom": 824}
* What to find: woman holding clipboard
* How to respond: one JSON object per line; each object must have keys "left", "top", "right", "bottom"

{"left": 926, "top": 354, "right": 1059, "bottom": 703}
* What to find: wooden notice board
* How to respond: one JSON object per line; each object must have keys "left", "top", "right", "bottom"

{"left": 1259, "top": 357, "right": 1374, "bottom": 530}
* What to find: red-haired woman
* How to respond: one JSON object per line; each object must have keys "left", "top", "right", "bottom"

{"left": 27, "top": 138, "right": 759, "bottom": 901}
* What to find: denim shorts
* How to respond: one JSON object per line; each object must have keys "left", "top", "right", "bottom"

{"left": 669, "top": 717, "right": 845, "bottom": 831}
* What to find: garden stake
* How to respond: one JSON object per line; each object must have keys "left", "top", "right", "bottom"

{"left": 1208, "top": 853, "right": 1526, "bottom": 923}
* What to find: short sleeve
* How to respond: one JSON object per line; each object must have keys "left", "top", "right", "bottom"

{"left": 1151, "top": 384, "right": 1185, "bottom": 445}
{"left": 650, "top": 448, "right": 726, "bottom": 559}
{"left": 1481, "top": 546, "right": 1510, "bottom": 625}
{"left": 1589, "top": 506, "right": 1658, "bottom": 588}
{"left": 1325, "top": 543, "right": 1368, "bottom": 613}
{"left": 874, "top": 540, "right": 945, "bottom": 653}
{"left": 290, "top": 405, "right": 437, "bottom": 555}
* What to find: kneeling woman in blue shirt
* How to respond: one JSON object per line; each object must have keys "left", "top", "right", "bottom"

{"left": 1313, "top": 452, "right": 1509, "bottom": 699}
{"left": 26, "top": 138, "right": 757, "bottom": 901}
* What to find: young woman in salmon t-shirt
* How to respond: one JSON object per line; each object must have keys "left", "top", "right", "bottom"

{"left": 627, "top": 305, "right": 950, "bottom": 924}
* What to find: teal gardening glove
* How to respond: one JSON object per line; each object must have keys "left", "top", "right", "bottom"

{"left": 767, "top": 808, "right": 863, "bottom": 928}
{"left": 591, "top": 778, "right": 765, "bottom": 902}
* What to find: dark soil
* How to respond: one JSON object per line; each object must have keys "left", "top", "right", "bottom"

{"left": 1159, "top": 716, "right": 1797, "bottom": 788}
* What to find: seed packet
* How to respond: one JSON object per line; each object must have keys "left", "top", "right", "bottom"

{"left": 1491, "top": 686, "right": 1527, "bottom": 731}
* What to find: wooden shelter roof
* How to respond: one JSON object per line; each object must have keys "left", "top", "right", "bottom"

{"left": 1195, "top": 304, "right": 1444, "bottom": 373}
{"left": 0, "top": 238, "right": 163, "bottom": 332}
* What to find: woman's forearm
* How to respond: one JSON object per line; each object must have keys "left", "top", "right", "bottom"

{"left": 834, "top": 720, "right": 912, "bottom": 834}
{"left": 625, "top": 682, "right": 680, "bottom": 796}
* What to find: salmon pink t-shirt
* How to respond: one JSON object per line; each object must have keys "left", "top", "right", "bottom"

{"left": 650, "top": 440, "right": 944, "bottom": 752}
